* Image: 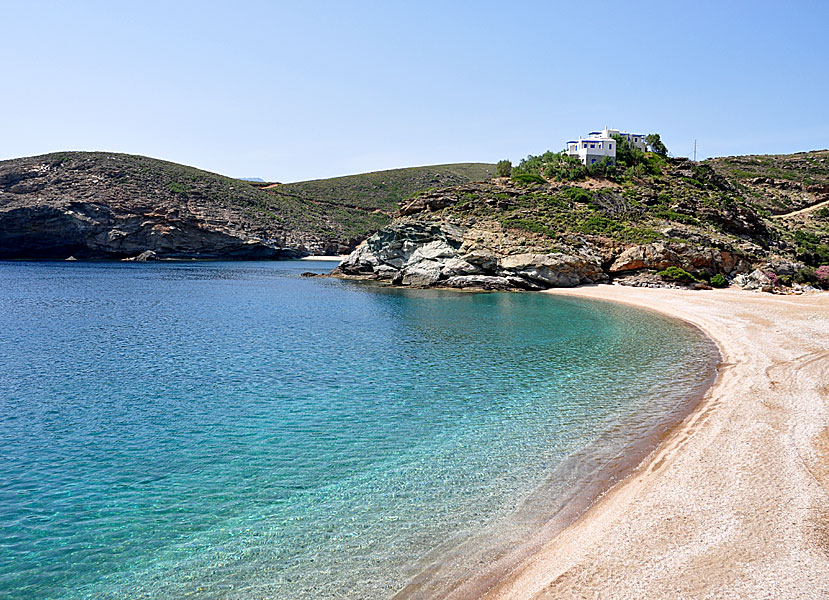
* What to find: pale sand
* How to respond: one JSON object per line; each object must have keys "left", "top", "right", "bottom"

{"left": 477, "top": 285, "right": 829, "bottom": 599}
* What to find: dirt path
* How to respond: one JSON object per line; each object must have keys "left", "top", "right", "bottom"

{"left": 774, "top": 197, "right": 829, "bottom": 219}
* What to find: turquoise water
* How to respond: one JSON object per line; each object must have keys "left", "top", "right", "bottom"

{"left": 0, "top": 261, "right": 717, "bottom": 599}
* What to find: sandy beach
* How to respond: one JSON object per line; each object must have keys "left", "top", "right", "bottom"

{"left": 469, "top": 285, "right": 829, "bottom": 599}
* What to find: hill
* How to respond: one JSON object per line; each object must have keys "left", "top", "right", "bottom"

{"left": 334, "top": 150, "right": 829, "bottom": 291}
{"left": 0, "top": 152, "right": 495, "bottom": 259}
{"left": 275, "top": 163, "right": 496, "bottom": 213}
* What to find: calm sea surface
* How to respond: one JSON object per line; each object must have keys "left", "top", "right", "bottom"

{"left": 0, "top": 260, "right": 717, "bottom": 599}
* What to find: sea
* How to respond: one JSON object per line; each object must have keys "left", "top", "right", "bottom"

{"left": 0, "top": 260, "right": 718, "bottom": 599}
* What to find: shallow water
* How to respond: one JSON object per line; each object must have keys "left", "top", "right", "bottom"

{"left": 0, "top": 261, "right": 717, "bottom": 599}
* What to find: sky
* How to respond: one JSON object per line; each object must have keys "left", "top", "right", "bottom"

{"left": 2, "top": 0, "right": 828, "bottom": 182}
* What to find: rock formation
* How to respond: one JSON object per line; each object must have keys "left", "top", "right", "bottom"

{"left": 334, "top": 152, "right": 829, "bottom": 291}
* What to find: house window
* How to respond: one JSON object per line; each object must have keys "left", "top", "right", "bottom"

{"left": 609, "top": 144, "right": 612, "bottom": 149}
{"left": 591, "top": 159, "right": 596, "bottom": 164}
{"left": 590, "top": 144, "right": 595, "bottom": 148}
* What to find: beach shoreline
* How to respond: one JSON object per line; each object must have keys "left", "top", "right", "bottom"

{"left": 393, "top": 299, "right": 721, "bottom": 600}
{"left": 476, "top": 285, "right": 829, "bottom": 599}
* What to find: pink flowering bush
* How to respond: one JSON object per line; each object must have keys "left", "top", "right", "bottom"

{"left": 816, "top": 265, "right": 829, "bottom": 288}
{"left": 764, "top": 271, "right": 779, "bottom": 286}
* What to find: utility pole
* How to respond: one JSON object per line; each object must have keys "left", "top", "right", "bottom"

{"left": 693, "top": 140, "right": 698, "bottom": 162}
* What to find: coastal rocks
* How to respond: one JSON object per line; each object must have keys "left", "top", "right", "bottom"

{"left": 608, "top": 242, "right": 748, "bottom": 277}
{"left": 127, "top": 250, "right": 159, "bottom": 262}
{"left": 0, "top": 153, "right": 360, "bottom": 260}
{"left": 442, "top": 275, "right": 514, "bottom": 290}
{"left": 609, "top": 243, "right": 679, "bottom": 273}
{"left": 613, "top": 271, "right": 682, "bottom": 288}
{"left": 334, "top": 219, "right": 607, "bottom": 290}
{"left": 499, "top": 252, "right": 607, "bottom": 287}
{"left": 733, "top": 269, "right": 774, "bottom": 292}
{"left": 759, "top": 258, "right": 805, "bottom": 277}
{"left": 0, "top": 201, "right": 303, "bottom": 260}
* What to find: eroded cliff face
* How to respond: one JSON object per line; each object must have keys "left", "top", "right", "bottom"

{"left": 0, "top": 153, "right": 356, "bottom": 259}
{"left": 0, "top": 201, "right": 301, "bottom": 260}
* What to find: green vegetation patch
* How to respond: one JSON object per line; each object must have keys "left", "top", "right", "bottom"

{"left": 656, "top": 266, "right": 698, "bottom": 282}
{"left": 709, "top": 273, "right": 728, "bottom": 288}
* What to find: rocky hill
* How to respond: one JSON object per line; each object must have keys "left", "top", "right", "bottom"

{"left": 0, "top": 152, "right": 494, "bottom": 260}
{"left": 334, "top": 151, "right": 829, "bottom": 291}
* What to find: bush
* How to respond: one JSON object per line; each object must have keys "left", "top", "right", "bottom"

{"left": 656, "top": 266, "right": 698, "bottom": 282}
{"left": 511, "top": 172, "right": 546, "bottom": 185}
{"left": 709, "top": 273, "right": 728, "bottom": 288}
{"left": 496, "top": 160, "right": 512, "bottom": 178}
{"left": 560, "top": 187, "right": 593, "bottom": 204}
{"left": 513, "top": 151, "right": 589, "bottom": 182}
{"left": 168, "top": 182, "right": 188, "bottom": 195}
{"left": 816, "top": 265, "right": 829, "bottom": 287}
{"left": 793, "top": 266, "right": 817, "bottom": 284}
{"left": 586, "top": 156, "right": 617, "bottom": 178}
{"left": 612, "top": 135, "right": 646, "bottom": 171}
{"left": 765, "top": 271, "right": 780, "bottom": 286}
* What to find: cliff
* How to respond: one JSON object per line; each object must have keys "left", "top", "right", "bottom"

{"left": 0, "top": 152, "right": 494, "bottom": 260}
{"left": 334, "top": 151, "right": 829, "bottom": 291}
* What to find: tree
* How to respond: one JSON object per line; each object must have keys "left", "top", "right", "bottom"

{"left": 611, "top": 135, "right": 645, "bottom": 169}
{"left": 496, "top": 159, "right": 512, "bottom": 178}
{"left": 645, "top": 133, "right": 668, "bottom": 157}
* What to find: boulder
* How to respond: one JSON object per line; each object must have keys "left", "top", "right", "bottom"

{"left": 135, "top": 250, "right": 159, "bottom": 262}
{"left": 610, "top": 243, "right": 748, "bottom": 276}
{"left": 760, "top": 258, "right": 805, "bottom": 277}
{"left": 401, "top": 260, "right": 443, "bottom": 286}
{"left": 442, "top": 275, "right": 513, "bottom": 290}
{"left": 609, "top": 243, "right": 679, "bottom": 272}
{"left": 733, "top": 269, "right": 774, "bottom": 292}
{"left": 499, "top": 252, "right": 606, "bottom": 287}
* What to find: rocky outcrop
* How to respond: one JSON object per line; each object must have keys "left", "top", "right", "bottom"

{"left": 609, "top": 242, "right": 750, "bottom": 276}
{"left": 0, "top": 152, "right": 363, "bottom": 259}
{"left": 0, "top": 201, "right": 303, "bottom": 260}
{"left": 334, "top": 218, "right": 608, "bottom": 290}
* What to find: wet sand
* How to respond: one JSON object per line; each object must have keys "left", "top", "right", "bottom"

{"left": 480, "top": 285, "right": 829, "bottom": 599}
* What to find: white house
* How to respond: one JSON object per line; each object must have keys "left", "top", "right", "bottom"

{"left": 565, "top": 127, "right": 648, "bottom": 165}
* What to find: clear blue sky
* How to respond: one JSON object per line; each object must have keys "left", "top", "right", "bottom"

{"left": 3, "top": 0, "right": 827, "bottom": 182}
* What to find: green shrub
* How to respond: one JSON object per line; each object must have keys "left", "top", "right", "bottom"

{"left": 709, "top": 273, "right": 728, "bottom": 288}
{"left": 792, "top": 266, "right": 817, "bottom": 284}
{"left": 586, "top": 156, "right": 617, "bottom": 178}
{"left": 794, "top": 229, "right": 829, "bottom": 265}
{"left": 496, "top": 159, "right": 512, "bottom": 178}
{"left": 168, "top": 182, "right": 188, "bottom": 195}
{"left": 612, "top": 135, "right": 645, "bottom": 171}
{"left": 511, "top": 172, "right": 546, "bottom": 185}
{"left": 560, "top": 187, "right": 593, "bottom": 204}
{"left": 656, "top": 266, "right": 698, "bottom": 282}
{"left": 501, "top": 218, "right": 557, "bottom": 237}
{"left": 576, "top": 214, "right": 625, "bottom": 235}
{"left": 652, "top": 208, "right": 701, "bottom": 226}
